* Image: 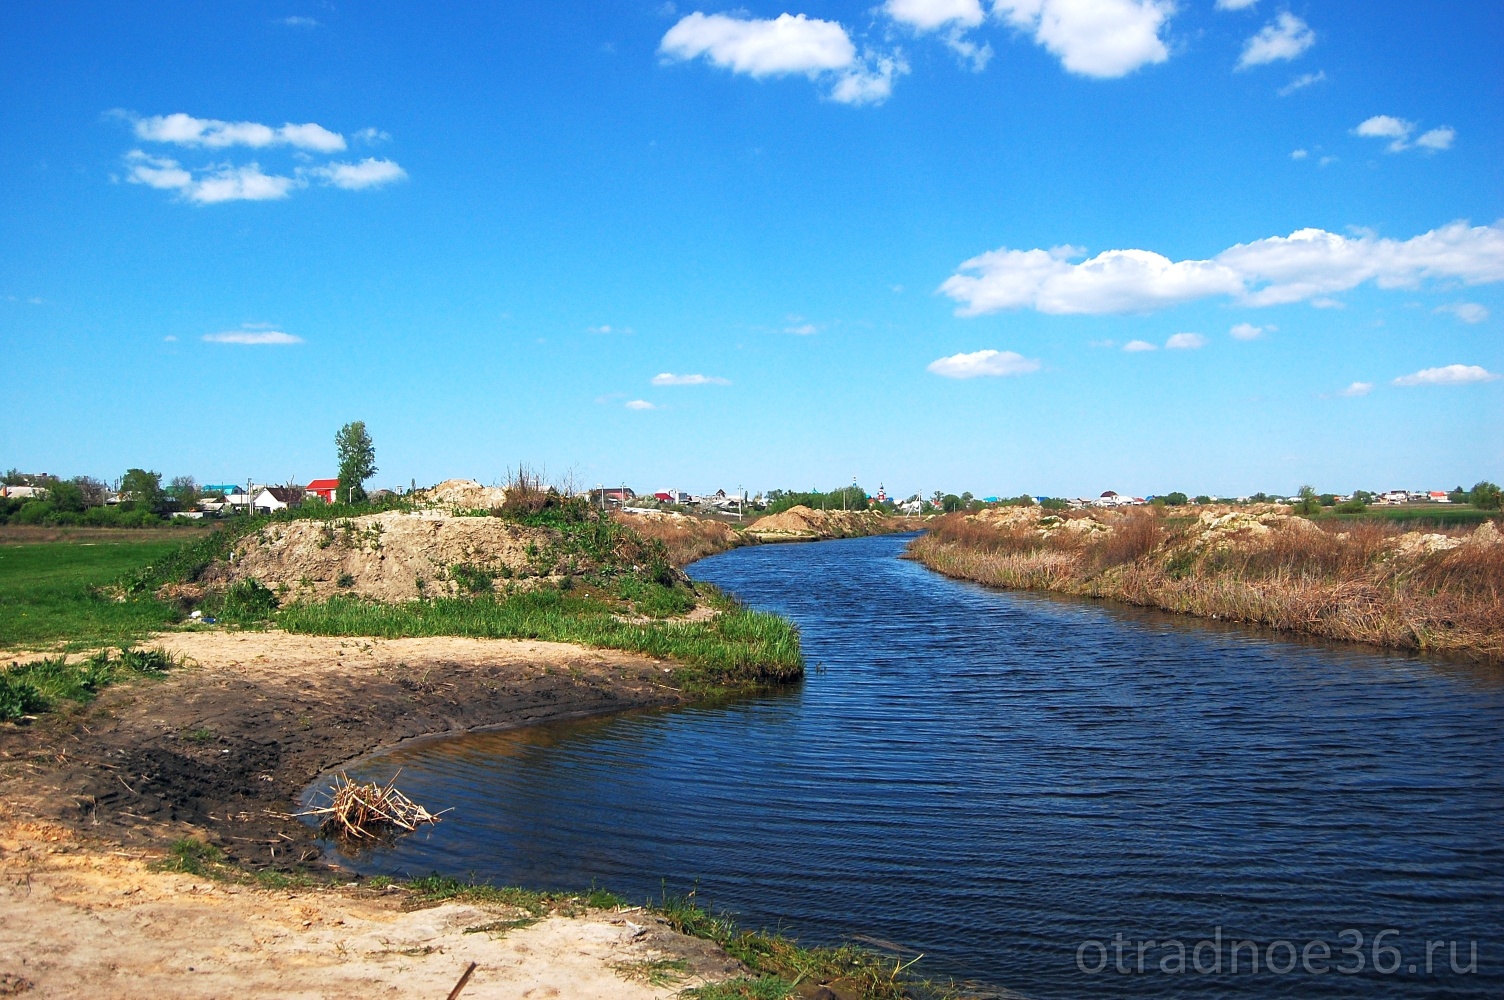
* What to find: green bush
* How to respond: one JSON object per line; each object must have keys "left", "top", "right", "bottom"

{"left": 1471, "top": 481, "right": 1502, "bottom": 511}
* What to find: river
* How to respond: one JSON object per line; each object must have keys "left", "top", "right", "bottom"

{"left": 317, "top": 533, "right": 1504, "bottom": 997}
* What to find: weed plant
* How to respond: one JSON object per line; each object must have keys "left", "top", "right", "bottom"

{"left": 0, "top": 646, "right": 179, "bottom": 721}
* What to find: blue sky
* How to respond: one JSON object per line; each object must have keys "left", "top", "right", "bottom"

{"left": 1, "top": 1, "right": 1500, "bottom": 499}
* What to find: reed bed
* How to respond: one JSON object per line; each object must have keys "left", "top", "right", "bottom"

{"left": 908, "top": 511, "right": 1504, "bottom": 660}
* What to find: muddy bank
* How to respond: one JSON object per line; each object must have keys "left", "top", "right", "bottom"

{"left": 0, "top": 631, "right": 684, "bottom": 869}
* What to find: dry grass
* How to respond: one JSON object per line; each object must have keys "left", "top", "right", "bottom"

{"left": 618, "top": 513, "right": 743, "bottom": 567}
{"left": 299, "top": 771, "right": 446, "bottom": 842}
{"left": 910, "top": 511, "right": 1504, "bottom": 660}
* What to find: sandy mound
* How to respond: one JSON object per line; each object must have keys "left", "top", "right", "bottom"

{"left": 417, "top": 478, "right": 510, "bottom": 510}
{"left": 617, "top": 510, "right": 743, "bottom": 565}
{"left": 746, "top": 505, "right": 896, "bottom": 540}
{"left": 202, "top": 510, "right": 563, "bottom": 602}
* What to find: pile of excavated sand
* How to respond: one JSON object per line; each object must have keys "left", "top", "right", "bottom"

{"left": 746, "top": 504, "right": 894, "bottom": 539}
{"left": 201, "top": 510, "right": 561, "bottom": 602}
{"left": 417, "top": 478, "right": 509, "bottom": 511}
{"left": 971, "top": 506, "right": 1113, "bottom": 536}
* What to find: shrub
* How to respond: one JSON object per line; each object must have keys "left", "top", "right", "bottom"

{"left": 1471, "top": 481, "right": 1502, "bottom": 511}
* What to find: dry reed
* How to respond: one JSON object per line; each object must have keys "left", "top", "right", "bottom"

{"left": 910, "top": 511, "right": 1504, "bottom": 660}
{"left": 300, "top": 771, "right": 446, "bottom": 841}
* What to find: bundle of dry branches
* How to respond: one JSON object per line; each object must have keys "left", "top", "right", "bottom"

{"left": 301, "top": 771, "right": 445, "bottom": 840}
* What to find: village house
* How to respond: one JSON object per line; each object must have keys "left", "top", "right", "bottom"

{"left": 252, "top": 486, "right": 304, "bottom": 515}
{"left": 305, "top": 478, "right": 340, "bottom": 503}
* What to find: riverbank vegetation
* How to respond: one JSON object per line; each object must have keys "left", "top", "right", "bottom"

{"left": 907, "top": 505, "right": 1504, "bottom": 660}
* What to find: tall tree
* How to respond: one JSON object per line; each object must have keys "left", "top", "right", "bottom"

{"left": 120, "top": 468, "right": 163, "bottom": 511}
{"left": 335, "top": 421, "right": 377, "bottom": 504}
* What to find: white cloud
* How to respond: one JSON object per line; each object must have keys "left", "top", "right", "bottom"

{"left": 1278, "top": 70, "right": 1325, "bottom": 96}
{"left": 129, "top": 112, "right": 346, "bottom": 152}
{"left": 1338, "top": 381, "right": 1373, "bottom": 397}
{"left": 1215, "top": 0, "right": 1259, "bottom": 9}
{"left": 926, "top": 349, "right": 1041, "bottom": 378}
{"left": 353, "top": 127, "right": 391, "bottom": 145}
{"left": 1392, "top": 364, "right": 1500, "bottom": 387}
{"left": 1237, "top": 12, "right": 1314, "bottom": 69}
{"left": 1319, "top": 155, "right": 1337, "bottom": 167}
{"left": 625, "top": 399, "right": 659, "bottom": 410}
{"left": 651, "top": 372, "right": 731, "bottom": 386}
{"left": 1165, "top": 332, "right": 1206, "bottom": 349}
{"left": 993, "top": 0, "right": 1173, "bottom": 78}
{"left": 1122, "top": 339, "right": 1157, "bottom": 352}
{"left": 125, "top": 152, "right": 302, "bottom": 203}
{"left": 660, "top": 12, "right": 907, "bottom": 104}
{"left": 310, "top": 158, "right": 407, "bottom": 190}
{"left": 941, "top": 220, "right": 1504, "bottom": 316}
{"left": 1229, "top": 322, "right": 1268, "bottom": 340}
{"left": 163, "top": 335, "right": 178, "bottom": 342}
{"left": 203, "top": 325, "right": 303, "bottom": 345}
{"left": 883, "top": 0, "right": 990, "bottom": 70}
{"left": 1435, "top": 302, "right": 1489, "bottom": 324}
{"left": 885, "top": 0, "right": 984, "bottom": 32}
{"left": 278, "top": 16, "right": 319, "bottom": 27}
{"left": 123, "top": 151, "right": 192, "bottom": 191}
{"left": 1416, "top": 126, "right": 1455, "bottom": 151}
{"left": 784, "top": 322, "right": 818, "bottom": 335}
{"left": 1354, "top": 115, "right": 1414, "bottom": 152}
{"left": 1290, "top": 149, "right": 1308, "bottom": 160}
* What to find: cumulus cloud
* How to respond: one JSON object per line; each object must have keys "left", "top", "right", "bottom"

{"left": 885, "top": 0, "right": 984, "bottom": 32}
{"left": 1237, "top": 12, "right": 1314, "bottom": 69}
{"left": 625, "top": 399, "right": 659, "bottom": 410}
{"left": 1278, "top": 70, "right": 1325, "bottom": 96}
{"left": 883, "top": 0, "right": 991, "bottom": 70}
{"left": 1215, "top": 0, "right": 1258, "bottom": 9}
{"left": 926, "top": 349, "right": 1041, "bottom": 378}
{"left": 993, "top": 0, "right": 1173, "bottom": 78}
{"left": 309, "top": 158, "right": 407, "bottom": 190}
{"left": 1122, "top": 340, "right": 1157, "bottom": 352}
{"left": 127, "top": 112, "right": 345, "bottom": 152}
{"left": 1415, "top": 126, "right": 1455, "bottom": 151}
{"left": 1229, "top": 322, "right": 1269, "bottom": 340}
{"left": 658, "top": 12, "right": 905, "bottom": 104}
{"left": 353, "top": 127, "right": 391, "bottom": 145}
{"left": 1165, "top": 332, "right": 1206, "bottom": 349}
{"left": 1392, "top": 364, "right": 1500, "bottom": 387}
{"left": 1290, "top": 149, "right": 1308, "bottom": 160}
{"left": 1354, "top": 115, "right": 1414, "bottom": 152}
{"left": 1435, "top": 302, "right": 1489, "bottom": 324}
{"left": 125, "top": 152, "right": 300, "bottom": 203}
{"left": 1338, "top": 381, "right": 1373, "bottom": 397}
{"left": 203, "top": 325, "right": 303, "bottom": 345}
{"left": 650, "top": 372, "right": 731, "bottom": 386}
{"left": 941, "top": 219, "right": 1504, "bottom": 316}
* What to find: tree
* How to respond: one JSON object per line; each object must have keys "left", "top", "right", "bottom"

{"left": 1194, "top": 495, "right": 1212, "bottom": 505}
{"left": 120, "top": 469, "right": 163, "bottom": 512}
{"left": 1448, "top": 485, "right": 1468, "bottom": 504}
{"left": 1160, "top": 492, "right": 1188, "bottom": 506}
{"left": 1471, "top": 481, "right": 1502, "bottom": 511}
{"left": 1291, "top": 485, "right": 1322, "bottom": 516}
{"left": 169, "top": 475, "right": 200, "bottom": 509}
{"left": 72, "top": 476, "right": 107, "bottom": 507}
{"left": 335, "top": 421, "right": 377, "bottom": 504}
{"left": 47, "top": 479, "right": 87, "bottom": 513}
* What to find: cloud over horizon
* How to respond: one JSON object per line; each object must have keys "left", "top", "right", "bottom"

{"left": 650, "top": 372, "right": 731, "bottom": 386}
{"left": 927, "top": 348, "right": 1041, "bottom": 378}
{"left": 1392, "top": 364, "right": 1499, "bottom": 387}
{"left": 202, "top": 325, "right": 303, "bottom": 345}
{"left": 941, "top": 219, "right": 1504, "bottom": 316}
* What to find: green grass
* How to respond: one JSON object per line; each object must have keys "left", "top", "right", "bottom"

{"left": 0, "top": 539, "right": 185, "bottom": 650}
{"left": 274, "top": 586, "right": 802, "bottom": 688}
{"left": 0, "top": 646, "right": 179, "bottom": 721}
{"left": 1311, "top": 506, "right": 1498, "bottom": 528}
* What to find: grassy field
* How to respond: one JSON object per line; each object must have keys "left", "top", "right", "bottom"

{"left": 0, "top": 538, "right": 184, "bottom": 651}
{"left": 1312, "top": 505, "right": 1496, "bottom": 528}
{"left": 276, "top": 586, "right": 802, "bottom": 688}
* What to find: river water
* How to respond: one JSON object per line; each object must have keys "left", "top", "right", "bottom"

{"left": 319, "top": 533, "right": 1504, "bottom": 997}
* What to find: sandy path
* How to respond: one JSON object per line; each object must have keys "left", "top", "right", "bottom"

{"left": 0, "top": 820, "right": 738, "bottom": 999}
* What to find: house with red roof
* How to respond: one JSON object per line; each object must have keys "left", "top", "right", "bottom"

{"left": 306, "top": 478, "right": 341, "bottom": 503}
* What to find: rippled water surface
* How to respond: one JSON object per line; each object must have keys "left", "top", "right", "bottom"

{"left": 322, "top": 534, "right": 1504, "bottom": 997}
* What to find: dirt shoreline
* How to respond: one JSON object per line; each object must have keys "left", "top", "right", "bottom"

{"left": 0, "top": 630, "right": 687, "bottom": 869}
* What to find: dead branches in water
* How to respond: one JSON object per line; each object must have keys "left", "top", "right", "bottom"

{"left": 301, "top": 771, "right": 445, "bottom": 841}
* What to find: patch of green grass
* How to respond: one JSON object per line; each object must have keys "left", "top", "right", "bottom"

{"left": 680, "top": 977, "right": 794, "bottom": 1000}
{"left": 613, "top": 957, "right": 689, "bottom": 987}
{"left": 185, "top": 726, "right": 215, "bottom": 743}
{"left": 464, "top": 916, "right": 542, "bottom": 935}
{"left": 0, "top": 539, "right": 186, "bottom": 650}
{"left": 151, "top": 838, "right": 229, "bottom": 877}
{"left": 275, "top": 586, "right": 802, "bottom": 688}
{"left": 1311, "top": 506, "right": 1499, "bottom": 528}
{"left": 0, "top": 647, "right": 181, "bottom": 721}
